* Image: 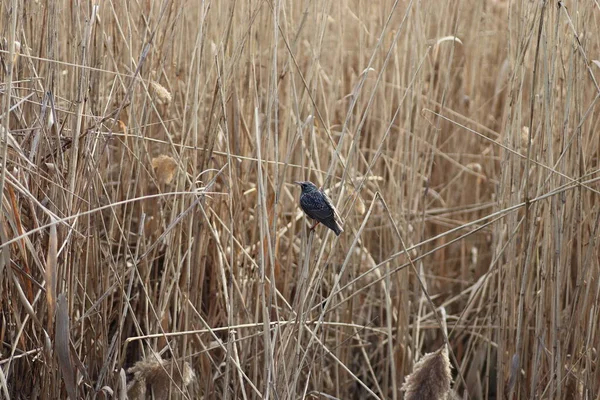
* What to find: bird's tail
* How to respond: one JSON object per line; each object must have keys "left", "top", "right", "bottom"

{"left": 333, "top": 222, "right": 344, "bottom": 236}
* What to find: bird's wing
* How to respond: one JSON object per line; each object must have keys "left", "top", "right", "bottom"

{"left": 300, "top": 192, "right": 334, "bottom": 221}
{"left": 321, "top": 190, "right": 343, "bottom": 224}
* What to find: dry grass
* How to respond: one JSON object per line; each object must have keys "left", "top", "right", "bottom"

{"left": 0, "top": 0, "right": 599, "bottom": 399}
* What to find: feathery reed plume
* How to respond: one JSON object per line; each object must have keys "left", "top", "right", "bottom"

{"left": 150, "top": 80, "right": 172, "bottom": 105}
{"left": 402, "top": 346, "right": 453, "bottom": 400}
{"left": 127, "top": 355, "right": 195, "bottom": 400}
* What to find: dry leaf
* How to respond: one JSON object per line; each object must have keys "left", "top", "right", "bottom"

{"left": 466, "top": 163, "right": 483, "bottom": 174}
{"left": 46, "top": 218, "right": 57, "bottom": 328}
{"left": 11, "top": 40, "right": 20, "bottom": 64}
{"left": 118, "top": 119, "right": 127, "bottom": 135}
{"left": 521, "top": 126, "right": 531, "bottom": 149}
{"left": 7, "top": 183, "right": 33, "bottom": 300}
{"left": 152, "top": 155, "right": 178, "bottom": 185}
{"left": 56, "top": 294, "right": 77, "bottom": 399}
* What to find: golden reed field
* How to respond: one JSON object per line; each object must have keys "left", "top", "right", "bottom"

{"left": 1, "top": 0, "right": 599, "bottom": 399}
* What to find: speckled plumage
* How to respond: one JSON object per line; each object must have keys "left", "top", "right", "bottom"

{"left": 295, "top": 181, "right": 344, "bottom": 236}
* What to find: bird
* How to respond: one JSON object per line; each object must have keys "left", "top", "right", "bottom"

{"left": 294, "top": 181, "right": 344, "bottom": 236}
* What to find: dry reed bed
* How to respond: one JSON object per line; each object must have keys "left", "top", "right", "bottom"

{"left": 0, "top": 0, "right": 599, "bottom": 399}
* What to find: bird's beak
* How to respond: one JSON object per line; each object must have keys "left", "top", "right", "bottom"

{"left": 294, "top": 181, "right": 302, "bottom": 186}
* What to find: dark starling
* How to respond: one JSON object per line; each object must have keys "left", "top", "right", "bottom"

{"left": 294, "top": 181, "right": 344, "bottom": 236}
